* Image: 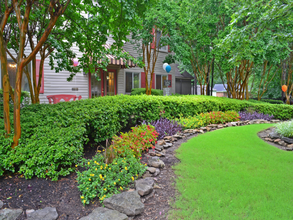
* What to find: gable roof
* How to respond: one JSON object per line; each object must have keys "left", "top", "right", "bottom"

{"left": 213, "top": 84, "right": 227, "bottom": 92}
{"left": 174, "top": 64, "right": 193, "bottom": 79}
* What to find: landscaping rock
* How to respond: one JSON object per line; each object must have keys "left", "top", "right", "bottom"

{"left": 274, "top": 139, "right": 281, "bottom": 143}
{"left": 173, "top": 134, "right": 183, "bottom": 139}
{"left": 155, "top": 145, "right": 163, "bottom": 151}
{"left": 142, "top": 171, "right": 152, "bottom": 178}
{"left": 135, "top": 177, "right": 154, "bottom": 196}
{"left": 157, "top": 140, "right": 166, "bottom": 146}
{"left": 287, "top": 144, "right": 293, "bottom": 149}
{"left": 164, "top": 136, "right": 172, "bottom": 141}
{"left": 199, "top": 130, "right": 204, "bottom": 134}
{"left": 27, "top": 207, "right": 58, "bottom": 220}
{"left": 264, "top": 137, "right": 273, "bottom": 142}
{"left": 155, "top": 151, "right": 165, "bottom": 157}
{"left": 217, "top": 124, "right": 224, "bottom": 129}
{"left": 278, "top": 141, "right": 287, "bottom": 146}
{"left": 0, "top": 208, "right": 22, "bottom": 220}
{"left": 163, "top": 143, "right": 172, "bottom": 149}
{"left": 104, "top": 191, "right": 144, "bottom": 216}
{"left": 231, "top": 122, "right": 238, "bottom": 126}
{"left": 282, "top": 137, "right": 293, "bottom": 144}
{"left": 0, "top": 201, "right": 3, "bottom": 209}
{"left": 79, "top": 207, "right": 128, "bottom": 220}
{"left": 269, "top": 131, "right": 280, "bottom": 139}
{"left": 271, "top": 119, "right": 281, "bottom": 123}
{"left": 258, "top": 132, "right": 268, "bottom": 138}
{"left": 149, "top": 149, "right": 156, "bottom": 156}
{"left": 26, "top": 210, "right": 35, "bottom": 216}
{"left": 147, "top": 167, "right": 156, "bottom": 174}
{"left": 153, "top": 168, "right": 160, "bottom": 177}
{"left": 148, "top": 157, "right": 165, "bottom": 168}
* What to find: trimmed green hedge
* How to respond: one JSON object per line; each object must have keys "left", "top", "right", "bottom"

{"left": 131, "top": 88, "right": 163, "bottom": 96}
{"left": 1, "top": 95, "right": 293, "bottom": 180}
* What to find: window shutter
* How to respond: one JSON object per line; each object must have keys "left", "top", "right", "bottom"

{"left": 141, "top": 72, "right": 145, "bottom": 88}
{"left": 36, "top": 60, "right": 44, "bottom": 94}
{"left": 168, "top": 45, "right": 171, "bottom": 52}
{"left": 151, "top": 28, "right": 155, "bottom": 49}
{"left": 168, "top": 74, "right": 172, "bottom": 87}
{"left": 152, "top": 73, "right": 155, "bottom": 89}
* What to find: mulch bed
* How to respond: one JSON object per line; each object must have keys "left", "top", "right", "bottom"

{"left": 0, "top": 134, "right": 199, "bottom": 220}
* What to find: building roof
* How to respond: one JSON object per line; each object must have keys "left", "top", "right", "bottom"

{"left": 213, "top": 84, "right": 227, "bottom": 92}
{"left": 97, "top": 44, "right": 136, "bottom": 68}
{"left": 174, "top": 64, "right": 193, "bottom": 79}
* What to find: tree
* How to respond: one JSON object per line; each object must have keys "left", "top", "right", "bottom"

{"left": 131, "top": 0, "right": 176, "bottom": 95}
{"left": 1, "top": 0, "right": 150, "bottom": 146}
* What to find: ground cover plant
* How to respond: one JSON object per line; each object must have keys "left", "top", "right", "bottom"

{"left": 238, "top": 110, "right": 274, "bottom": 121}
{"left": 177, "top": 111, "right": 239, "bottom": 129}
{"left": 275, "top": 120, "right": 293, "bottom": 138}
{"left": 76, "top": 153, "right": 146, "bottom": 204}
{"left": 1, "top": 95, "right": 293, "bottom": 179}
{"left": 144, "top": 118, "right": 182, "bottom": 139}
{"left": 170, "top": 124, "right": 293, "bottom": 219}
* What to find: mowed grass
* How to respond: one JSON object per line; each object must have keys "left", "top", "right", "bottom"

{"left": 170, "top": 124, "right": 293, "bottom": 220}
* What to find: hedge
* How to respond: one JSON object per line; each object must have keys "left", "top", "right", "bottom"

{"left": 1, "top": 95, "right": 293, "bottom": 180}
{"left": 131, "top": 88, "right": 163, "bottom": 96}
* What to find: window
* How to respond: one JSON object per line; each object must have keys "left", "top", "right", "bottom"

{"left": 156, "top": 30, "right": 168, "bottom": 52}
{"left": 126, "top": 72, "right": 140, "bottom": 93}
{"left": 0, "top": 59, "right": 31, "bottom": 92}
{"left": 156, "top": 75, "right": 168, "bottom": 90}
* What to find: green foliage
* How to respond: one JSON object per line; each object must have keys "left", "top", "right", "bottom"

{"left": 76, "top": 153, "right": 147, "bottom": 205}
{"left": 110, "top": 124, "right": 158, "bottom": 158}
{"left": 177, "top": 111, "right": 240, "bottom": 129}
{"left": 131, "top": 88, "right": 163, "bottom": 96}
{"left": 275, "top": 120, "right": 293, "bottom": 138}
{"left": 1, "top": 95, "right": 293, "bottom": 179}
{"left": 0, "top": 89, "right": 30, "bottom": 106}
{"left": 248, "top": 99, "right": 283, "bottom": 105}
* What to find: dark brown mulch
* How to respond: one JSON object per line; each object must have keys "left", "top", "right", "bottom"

{"left": 0, "top": 134, "right": 198, "bottom": 220}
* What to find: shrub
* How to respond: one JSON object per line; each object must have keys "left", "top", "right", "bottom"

{"left": 275, "top": 120, "right": 293, "bottom": 138}
{"left": 131, "top": 88, "right": 163, "bottom": 96}
{"left": 238, "top": 111, "right": 274, "bottom": 121}
{"left": 178, "top": 111, "right": 240, "bottom": 129}
{"left": 144, "top": 118, "right": 182, "bottom": 139}
{"left": 109, "top": 124, "right": 158, "bottom": 158}
{"left": 76, "top": 153, "right": 146, "bottom": 205}
{"left": 1, "top": 95, "right": 293, "bottom": 179}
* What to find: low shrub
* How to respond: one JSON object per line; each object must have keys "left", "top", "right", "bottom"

{"left": 131, "top": 88, "right": 163, "bottom": 96}
{"left": 1, "top": 95, "right": 293, "bottom": 179}
{"left": 178, "top": 111, "right": 240, "bottom": 129}
{"left": 109, "top": 124, "right": 158, "bottom": 159}
{"left": 144, "top": 118, "right": 182, "bottom": 139}
{"left": 238, "top": 111, "right": 274, "bottom": 121}
{"left": 275, "top": 120, "right": 293, "bottom": 138}
{"left": 76, "top": 153, "right": 146, "bottom": 205}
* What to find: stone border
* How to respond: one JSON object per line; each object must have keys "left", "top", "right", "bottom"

{"left": 0, "top": 119, "right": 283, "bottom": 220}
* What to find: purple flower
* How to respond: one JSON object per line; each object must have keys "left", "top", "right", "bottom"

{"left": 238, "top": 111, "right": 274, "bottom": 121}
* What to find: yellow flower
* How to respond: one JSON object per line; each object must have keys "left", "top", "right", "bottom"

{"left": 106, "top": 164, "right": 108, "bottom": 167}
{"left": 114, "top": 182, "right": 116, "bottom": 185}
{"left": 89, "top": 178, "right": 91, "bottom": 181}
{"left": 131, "top": 176, "right": 134, "bottom": 181}
{"left": 120, "top": 186, "right": 123, "bottom": 190}
{"left": 99, "top": 174, "right": 103, "bottom": 179}
{"left": 125, "top": 167, "right": 128, "bottom": 171}
{"left": 97, "top": 150, "right": 101, "bottom": 153}
{"left": 94, "top": 161, "right": 97, "bottom": 164}
{"left": 102, "top": 178, "right": 104, "bottom": 181}
{"left": 75, "top": 165, "right": 78, "bottom": 167}
{"left": 104, "top": 188, "right": 107, "bottom": 191}
{"left": 109, "top": 168, "right": 111, "bottom": 170}
{"left": 118, "top": 179, "right": 120, "bottom": 181}
{"left": 97, "top": 163, "right": 99, "bottom": 165}
{"left": 90, "top": 174, "right": 94, "bottom": 177}
{"left": 83, "top": 200, "right": 86, "bottom": 203}
{"left": 95, "top": 168, "right": 97, "bottom": 171}
{"left": 88, "top": 162, "right": 90, "bottom": 165}
{"left": 133, "top": 155, "right": 135, "bottom": 157}
{"left": 81, "top": 196, "right": 84, "bottom": 199}
{"left": 87, "top": 188, "right": 88, "bottom": 189}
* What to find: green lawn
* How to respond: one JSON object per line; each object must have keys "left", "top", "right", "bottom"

{"left": 170, "top": 124, "right": 293, "bottom": 220}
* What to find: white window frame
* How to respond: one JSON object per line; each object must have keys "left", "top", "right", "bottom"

{"left": 125, "top": 71, "right": 141, "bottom": 93}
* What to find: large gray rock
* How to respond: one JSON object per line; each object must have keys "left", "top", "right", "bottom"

{"left": 79, "top": 207, "right": 128, "bottom": 220}
{"left": 0, "top": 201, "right": 3, "bottom": 209}
{"left": 147, "top": 167, "right": 156, "bottom": 174}
{"left": 27, "top": 207, "right": 58, "bottom": 220}
{"left": 104, "top": 191, "right": 144, "bottom": 216}
{"left": 135, "top": 177, "right": 154, "bottom": 196}
{"left": 148, "top": 157, "right": 165, "bottom": 168}
{"left": 163, "top": 143, "right": 172, "bottom": 149}
{"left": 0, "top": 208, "right": 22, "bottom": 220}
{"left": 282, "top": 137, "right": 293, "bottom": 144}
{"left": 269, "top": 131, "right": 280, "bottom": 139}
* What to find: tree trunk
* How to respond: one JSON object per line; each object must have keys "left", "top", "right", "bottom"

{"left": 0, "top": 32, "right": 11, "bottom": 134}
{"left": 194, "top": 73, "right": 197, "bottom": 95}
{"left": 211, "top": 57, "right": 215, "bottom": 96}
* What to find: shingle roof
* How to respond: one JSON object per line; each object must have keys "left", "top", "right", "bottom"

{"left": 174, "top": 64, "right": 193, "bottom": 79}
{"left": 213, "top": 84, "right": 227, "bottom": 92}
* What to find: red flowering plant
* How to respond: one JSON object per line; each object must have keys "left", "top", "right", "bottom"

{"left": 199, "top": 111, "right": 240, "bottom": 125}
{"left": 108, "top": 124, "right": 158, "bottom": 159}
